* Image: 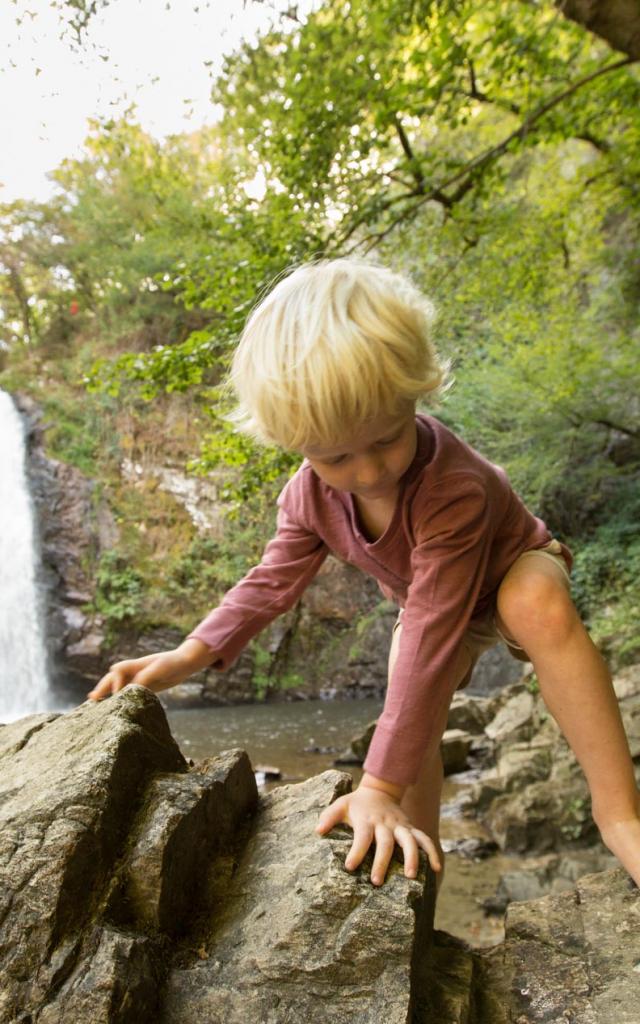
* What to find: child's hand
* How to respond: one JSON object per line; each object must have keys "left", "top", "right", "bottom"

{"left": 315, "top": 782, "right": 441, "bottom": 886}
{"left": 86, "top": 638, "right": 213, "bottom": 702}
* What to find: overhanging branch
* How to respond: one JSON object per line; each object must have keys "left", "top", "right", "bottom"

{"left": 332, "top": 53, "right": 635, "bottom": 252}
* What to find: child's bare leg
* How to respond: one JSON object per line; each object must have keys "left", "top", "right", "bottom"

{"left": 496, "top": 557, "right": 640, "bottom": 884}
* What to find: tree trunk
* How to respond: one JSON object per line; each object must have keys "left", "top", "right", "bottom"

{"left": 556, "top": 0, "right": 640, "bottom": 59}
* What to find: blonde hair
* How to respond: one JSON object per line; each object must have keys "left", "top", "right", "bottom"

{"left": 229, "top": 257, "right": 448, "bottom": 450}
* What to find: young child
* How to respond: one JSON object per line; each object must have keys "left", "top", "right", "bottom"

{"left": 88, "top": 257, "right": 640, "bottom": 891}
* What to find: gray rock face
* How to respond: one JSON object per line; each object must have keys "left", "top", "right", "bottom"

{"left": 0, "top": 688, "right": 437, "bottom": 1024}
{"left": 162, "top": 772, "right": 433, "bottom": 1024}
{"left": 457, "top": 672, "right": 640, "bottom": 855}
{"left": 481, "top": 868, "right": 640, "bottom": 1023}
{"left": 1, "top": 687, "right": 638, "bottom": 1024}
{"left": 0, "top": 688, "right": 183, "bottom": 1022}
{"left": 0, "top": 688, "right": 256, "bottom": 1024}
{"left": 441, "top": 728, "right": 473, "bottom": 775}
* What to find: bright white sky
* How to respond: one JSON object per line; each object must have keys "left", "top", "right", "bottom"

{"left": 0, "top": 0, "right": 315, "bottom": 203}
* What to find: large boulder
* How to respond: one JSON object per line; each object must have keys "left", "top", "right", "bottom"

{"left": 3, "top": 685, "right": 638, "bottom": 1024}
{"left": 478, "top": 868, "right": 640, "bottom": 1023}
{"left": 162, "top": 772, "right": 434, "bottom": 1024}
{"left": 0, "top": 688, "right": 438, "bottom": 1024}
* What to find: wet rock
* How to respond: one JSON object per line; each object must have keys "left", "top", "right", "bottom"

{"left": 441, "top": 729, "right": 473, "bottom": 775}
{"left": 441, "top": 836, "right": 499, "bottom": 861}
{"left": 491, "top": 866, "right": 559, "bottom": 910}
{"left": 118, "top": 749, "right": 257, "bottom": 936}
{"left": 3, "top": 686, "right": 638, "bottom": 1023}
{"left": 483, "top": 774, "right": 595, "bottom": 853}
{"left": 334, "top": 719, "right": 377, "bottom": 765}
{"left": 464, "top": 642, "right": 525, "bottom": 696}
{"left": 0, "top": 686, "right": 186, "bottom": 1022}
{"left": 460, "top": 673, "right": 640, "bottom": 855}
{"left": 483, "top": 849, "right": 619, "bottom": 915}
{"left": 495, "top": 743, "right": 553, "bottom": 791}
{"left": 0, "top": 688, "right": 441, "bottom": 1024}
{"left": 447, "top": 693, "right": 496, "bottom": 735}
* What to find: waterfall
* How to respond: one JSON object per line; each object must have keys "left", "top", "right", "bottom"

{"left": 0, "top": 390, "right": 53, "bottom": 721}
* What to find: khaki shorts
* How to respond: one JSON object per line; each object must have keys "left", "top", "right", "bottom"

{"left": 391, "top": 539, "right": 571, "bottom": 690}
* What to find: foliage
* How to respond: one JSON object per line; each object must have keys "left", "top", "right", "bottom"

{"left": 386, "top": 136, "right": 640, "bottom": 530}
{"left": 93, "top": 549, "right": 145, "bottom": 629}
{"left": 570, "top": 476, "right": 640, "bottom": 664}
{"left": 2, "top": 0, "right": 640, "bottom": 662}
{"left": 216, "top": 0, "right": 638, "bottom": 252}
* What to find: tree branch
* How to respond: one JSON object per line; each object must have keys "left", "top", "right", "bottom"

{"left": 594, "top": 418, "right": 639, "bottom": 438}
{"left": 392, "top": 115, "right": 425, "bottom": 193}
{"left": 334, "top": 53, "right": 636, "bottom": 251}
{"left": 464, "top": 58, "right": 522, "bottom": 114}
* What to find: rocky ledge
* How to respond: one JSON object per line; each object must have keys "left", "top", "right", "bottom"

{"left": 1, "top": 687, "right": 638, "bottom": 1023}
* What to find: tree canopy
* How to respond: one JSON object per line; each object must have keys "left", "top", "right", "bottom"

{"left": 2, "top": 0, "right": 638, "bottom": 657}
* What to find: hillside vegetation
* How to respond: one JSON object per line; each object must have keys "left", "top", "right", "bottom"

{"left": 1, "top": 0, "right": 638, "bottom": 665}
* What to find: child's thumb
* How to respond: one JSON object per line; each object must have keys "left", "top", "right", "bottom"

{"left": 315, "top": 796, "right": 347, "bottom": 835}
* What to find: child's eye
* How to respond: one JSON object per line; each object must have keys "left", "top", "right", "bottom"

{"left": 377, "top": 433, "right": 402, "bottom": 447}
{"left": 325, "top": 454, "right": 348, "bottom": 465}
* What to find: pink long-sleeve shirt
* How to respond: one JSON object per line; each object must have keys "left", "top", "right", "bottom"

{"left": 188, "top": 415, "right": 572, "bottom": 786}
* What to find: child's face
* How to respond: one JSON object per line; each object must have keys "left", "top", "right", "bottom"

{"left": 300, "top": 405, "right": 417, "bottom": 502}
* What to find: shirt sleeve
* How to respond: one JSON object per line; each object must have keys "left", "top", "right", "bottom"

{"left": 187, "top": 502, "right": 329, "bottom": 670}
{"left": 363, "top": 476, "right": 494, "bottom": 787}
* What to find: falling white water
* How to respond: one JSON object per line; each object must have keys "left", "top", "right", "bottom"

{"left": 0, "top": 390, "right": 52, "bottom": 721}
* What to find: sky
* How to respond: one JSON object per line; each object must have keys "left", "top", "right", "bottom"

{"left": 0, "top": 0, "right": 314, "bottom": 203}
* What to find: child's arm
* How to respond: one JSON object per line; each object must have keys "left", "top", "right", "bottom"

{"left": 317, "top": 478, "right": 492, "bottom": 884}
{"left": 88, "top": 485, "right": 329, "bottom": 700}
{"left": 87, "top": 637, "right": 214, "bottom": 700}
{"left": 316, "top": 772, "right": 442, "bottom": 884}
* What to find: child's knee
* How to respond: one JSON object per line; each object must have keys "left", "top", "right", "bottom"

{"left": 497, "top": 568, "right": 576, "bottom": 645}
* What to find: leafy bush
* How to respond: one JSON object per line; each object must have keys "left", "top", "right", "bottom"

{"left": 571, "top": 475, "right": 640, "bottom": 664}
{"left": 94, "top": 550, "right": 145, "bottom": 628}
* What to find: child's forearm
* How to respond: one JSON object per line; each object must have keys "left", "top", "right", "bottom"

{"left": 176, "top": 636, "right": 219, "bottom": 673}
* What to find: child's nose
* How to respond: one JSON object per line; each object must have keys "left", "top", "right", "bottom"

{"left": 355, "top": 454, "right": 385, "bottom": 487}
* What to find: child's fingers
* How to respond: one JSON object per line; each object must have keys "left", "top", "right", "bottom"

{"left": 345, "top": 822, "right": 375, "bottom": 872}
{"left": 87, "top": 655, "right": 161, "bottom": 701}
{"left": 315, "top": 795, "right": 349, "bottom": 835}
{"left": 129, "top": 658, "right": 178, "bottom": 692}
{"left": 370, "top": 824, "right": 395, "bottom": 886}
{"left": 411, "top": 828, "right": 442, "bottom": 872}
{"left": 86, "top": 674, "right": 119, "bottom": 701}
{"left": 393, "top": 825, "right": 419, "bottom": 879}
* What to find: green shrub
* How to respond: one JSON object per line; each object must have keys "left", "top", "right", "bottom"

{"left": 94, "top": 550, "right": 145, "bottom": 628}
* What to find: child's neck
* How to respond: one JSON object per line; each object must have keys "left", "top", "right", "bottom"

{"left": 353, "top": 491, "right": 398, "bottom": 542}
